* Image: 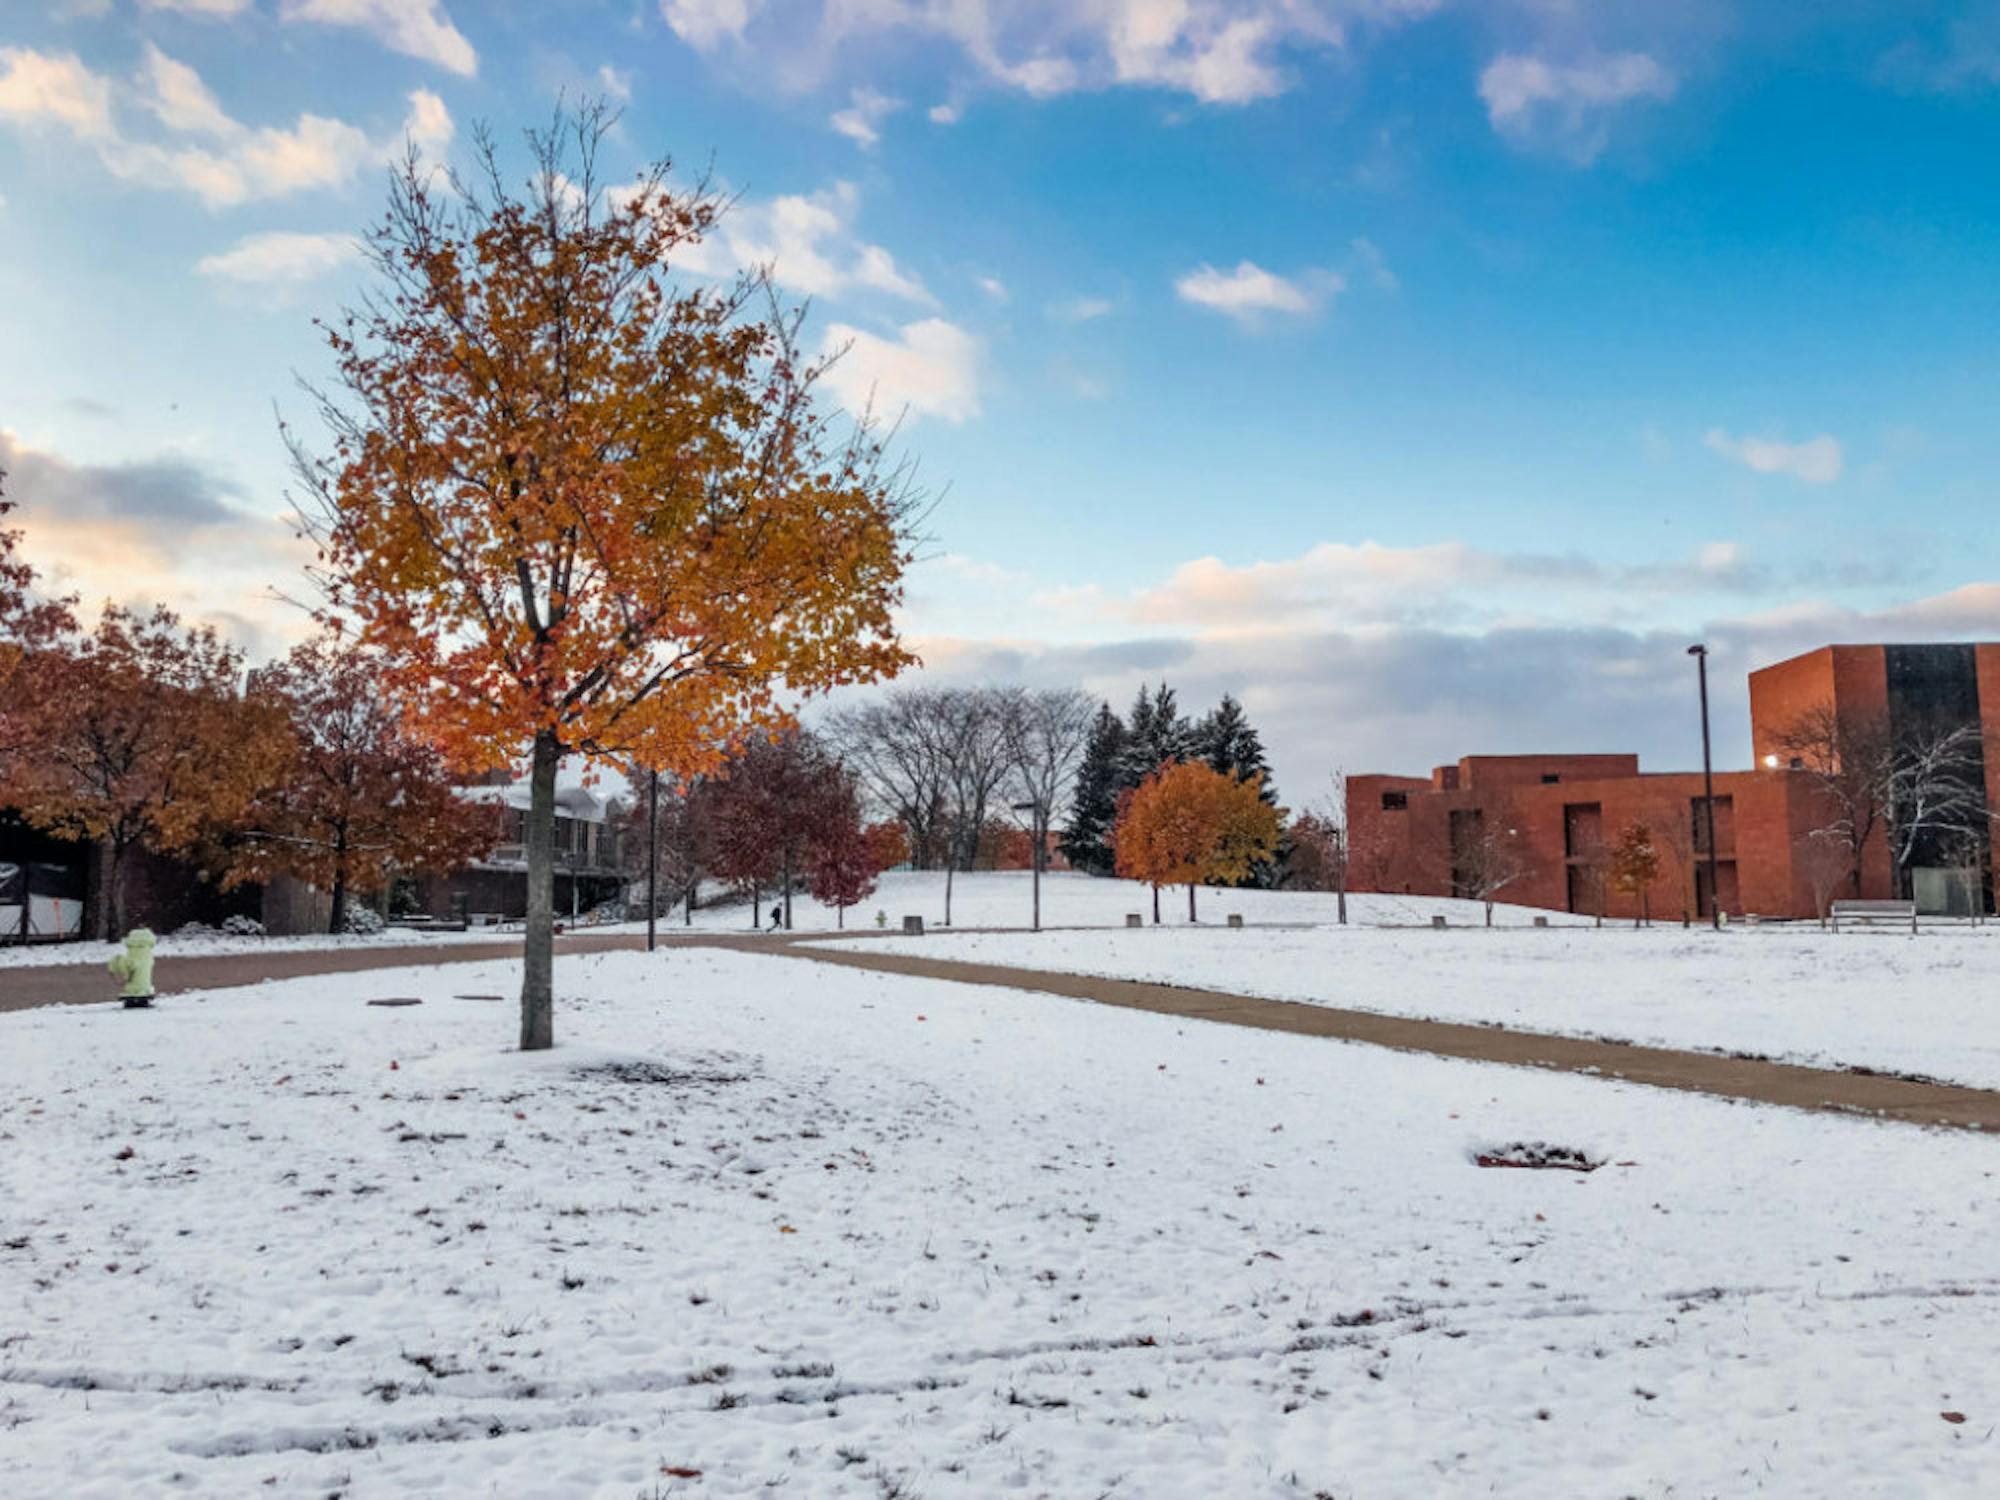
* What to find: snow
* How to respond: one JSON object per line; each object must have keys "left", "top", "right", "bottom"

{"left": 3, "top": 944, "right": 1995, "bottom": 1496}
{"left": 0, "top": 870, "right": 1561, "bottom": 971}
{"left": 826, "top": 920, "right": 2000, "bottom": 1092}
{"left": 0, "top": 926, "right": 528, "bottom": 971}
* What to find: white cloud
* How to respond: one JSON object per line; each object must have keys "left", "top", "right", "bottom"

{"left": 403, "top": 87, "right": 454, "bottom": 157}
{"left": 662, "top": 0, "right": 760, "bottom": 51}
{"left": 196, "top": 229, "right": 361, "bottom": 282}
{"left": 975, "top": 274, "right": 1007, "bottom": 301}
{"left": 1050, "top": 295, "right": 1113, "bottom": 324}
{"left": 664, "top": 1, "right": 1441, "bottom": 108}
{"left": 1703, "top": 429, "right": 1844, "bottom": 484}
{"left": 1174, "top": 260, "right": 1339, "bottom": 326}
{"left": 829, "top": 85, "right": 901, "bottom": 148}
{"left": 1095, "top": 537, "right": 1786, "bottom": 641}
{"left": 684, "top": 181, "right": 934, "bottom": 306}
{"left": 1479, "top": 51, "right": 1677, "bottom": 164}
{"left": 597, "top": 64, "right": 633, "bottom": 102}
{"left": 928, "top": 101, "right": 962, "bottom": 124}
{"left": 851, "top": 242, "right": 930, "bottom": 302}
{"left": 821, "top": 318, "right": 982, "bottom": 424}
{"left": 138, "top": 0, "right": 254, "bottom": 15}
{"left": 0, "top": 47, "right": 448, "bottom": 208}
{"left": 1348, "top": 235, "right": 1397, "bottom": 290}
{"left": 278, "top": 0, "right": 477, "bottom": 77}
{"left": 0, "top": 47, "right": 115, "bottom": 141}
{"left": 138, "top": 44, "right": 236, "bottom": 138}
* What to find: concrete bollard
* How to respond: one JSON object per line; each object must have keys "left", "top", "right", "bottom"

{"left": 902, "top": 915, "right": 925, "bottom": 936}
{"left": 1431, "top": 914, "right": 1448, "bottom": 930}
{"left": 1226, "top": 914, "right": 1244, "bottom": 929}
{"left": 1533, "top": 916, "right": 1548, "bottom": 928}
{"left": 1125, "top": 913, "right": 1144, "bottom": 928}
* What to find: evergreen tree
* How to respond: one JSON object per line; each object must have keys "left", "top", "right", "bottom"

{"left": 1192, "top": 694, "right": 1275, "bottom": 802}
{"left": 1115, "top": 683, "right": 1190, "bottom": 790}
{"left": 1059, "top": 701, "right": 1126, "bottom": 876}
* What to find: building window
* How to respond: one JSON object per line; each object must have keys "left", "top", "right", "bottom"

{"left": 1541, "top": 773, "right": 1561, "bottom": 784}
{"left": 1381, "top": 791, "right": 1408, "bottom": 811}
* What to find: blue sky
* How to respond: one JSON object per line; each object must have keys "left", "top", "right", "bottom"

{"left": 6, "top": 1, "right": 2000, "bottom": 796}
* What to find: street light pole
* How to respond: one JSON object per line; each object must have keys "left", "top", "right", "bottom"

{"left": 1688, "top": 644, "right": 1721, "bottom": 930}
{"left": 646, "top": 768, "right": 659, "bottom": 954}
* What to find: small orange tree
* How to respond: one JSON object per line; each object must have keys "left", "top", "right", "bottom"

{"left": 235, "top": 634, "right": 501, "bottom": 933}
{"left": 1113, "top": 760, "right": 1282, "bottom": 923}
{"left": 1609, "top": 820, "right": 1660, "bottom": 927}
{"left": 296, "top": 107, "right": 917, "bottom": 1047}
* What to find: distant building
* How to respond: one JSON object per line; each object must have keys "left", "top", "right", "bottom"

{"left": 414, "top": 780, "right": 624, "bottom": 924}
{"left": 1347, "top": 643, "right": 2000, "bottom": 920}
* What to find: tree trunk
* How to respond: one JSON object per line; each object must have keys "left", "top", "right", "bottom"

{"left": 1188, "top": 883, "right": 1197, "bottom": 922}
{"left": 685, "top": 879, "right": 695, "bottom": 926}
{"left": 520, "top": 729, "right": 560, "bottom": 1052}
{"left": 1335, "top": 868, "right": 1348, "bottom": 926}
{"left": 750, "top": 879, "right": 759, "bottom": 930}
{"left": 1152, "top": 883, "right": 1160, "bottom": 924}
{"left": 90, "top": 837, "right": 118, "bottom": 941}
{"left": 109, "top": 839, "right": 130, "bottom": 939}
{"left": 944, "top": 861, "right": 954, "bottom": 927}
{"left": 782, "top": 846, "right": 793, "bottom": 930}
{"left": 328, "top": 841, "right": 349, "bottom": 936}
{"left": 1485, "top": 898, "right": 1494, "bottom": 928}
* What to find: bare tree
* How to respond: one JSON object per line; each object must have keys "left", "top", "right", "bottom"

{"left": 937, "top": 688, "right": 1013, "bottom": 924}
{"left": 1656, "top": 801, "right": 1697, "bottom": 927}
{"left": 1941, "top": 832, "right": 1990, "bottom": 923}
{"left": 1285, "top": 771, "right": 1351, "bottom": 923}
{"left": 1794, "top": 826, "right": 1851, "bottom": 928}
{"left": 1882, "top": 719, "right": 1986, "bottom": 899}
{"left": 824, "top": 692, "right": 953, "bottom": 869}
{"left": 1450, "top": 811, "right": 1533, "bottom": 927}
{"left": 1774, "top": 705, "right": 1892, "bottom": 899}
{"left": 998, "top": 686, "right": 1096, "bottom": 930}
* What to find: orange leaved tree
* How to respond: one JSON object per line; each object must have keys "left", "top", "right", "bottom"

{"left": 294, "top": 107, "right": 917, "bottom": 1048}
{"left": 236, "top": 634, "right": 501, "bottom": 933}
{"left": 1609, "top": 820, "right": 1661, "bottom": 927}
{"left": 1, "top": 474, "right": 78, "bottom": 765}
{"left": 2, "top": 603, "right": 291, "bottom": 937}
{"left": 1113, "top": 760, "right": 1283, "bottom": 923}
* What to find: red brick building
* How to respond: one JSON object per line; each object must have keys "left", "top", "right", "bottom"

{"left": 1347, "top": 643, "right": 2000, "bottom": 920}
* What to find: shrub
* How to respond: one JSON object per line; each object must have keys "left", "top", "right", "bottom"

{"left": 220, "top": 914, "right": 266, "bottom": 938}
{"left": 342, "top": 906, "right": 386, "bottom": 937}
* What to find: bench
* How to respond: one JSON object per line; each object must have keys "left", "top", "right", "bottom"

{"left": 1830, "top": 899, "right": 1918, "bottom": 933}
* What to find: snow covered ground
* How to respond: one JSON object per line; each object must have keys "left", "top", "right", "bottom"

{"left": 825, "top": 922, "right": 2000, "bottom": 1092}
{"left": 0, "top": 871, "right": 1568, "bottom": 971}
{"left": 2, "top": 947, "right": 1995, "bottom": 1497}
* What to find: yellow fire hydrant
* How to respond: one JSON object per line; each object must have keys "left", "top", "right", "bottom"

{"left": 108, "top": 927, "right": 156, "bottom": 1010}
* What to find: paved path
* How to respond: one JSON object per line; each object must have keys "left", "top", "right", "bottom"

{"left": 7, "top": 929, "right": 1998, "bottom": 1132}
{"left": 0, "top": 932, "right": 653, "bottom": 1012}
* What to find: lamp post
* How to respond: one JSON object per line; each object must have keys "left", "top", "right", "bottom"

{"left": 1011, "top": 798, "right": 1042, "bottom": 931}
{"left": 646, "top": 768, "right": 659, "bottom": 953}
{"left": 1687, "top": 644, "right": 1721, "bottom": 930}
